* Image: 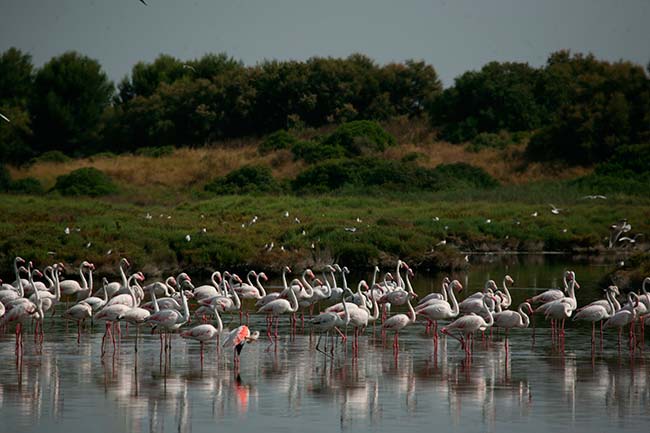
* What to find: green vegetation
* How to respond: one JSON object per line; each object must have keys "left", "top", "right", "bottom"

{"left": 205, "top": 165, "right": 282, "bottom": 195}
{"left": 30, "top": 150, "right": 72, "bottom": 164}
{"left": 1, "top": 192, "right": 647, "bottom": 273}
{"left": 52, "top": 167, "right": 117, "bottom": 196}
{"left": 258, "top": 130, "right": 297, "bottom": 155}
{"left": 134, "top": 145, "right": 175, "bottom": 158}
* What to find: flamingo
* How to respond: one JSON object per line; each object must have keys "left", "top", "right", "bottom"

{"left": 382, "top": 290, "right": 416, "bottom": 353}
{"left": 145, "top": 275, "right": 192, "bottom": 350}
{"left": 1, "top": 256, "right": 26, "bottom": 291}
{"left": 418, "top": 276, "right": 451, "bottom": 305}
{"left": 223, "top": 325, "right": 259, "bottom": 366}
{"left": 416, "top": 280, "right": 463, "bottom": 341}
{"left": 573, "top": 286, "right": 616, "bottom": 346}
{"left": 441, "top": 294, "right": 496, "bottom": 355}
{"left": 59, "top": 261, "right": 94, "bottom": 298}
{"left": 257, "top": 277, "right": 299, "bottom": 347}
{"left": 104, "top": 258, "right": 131, "bottom": 297}
{"left": 181, "top": 304, "right": 223, "bottom": 360}
{"left": 106, "top": 272, "right": 145, "bottom": 307}
{"left": 495, "top": 275, "right": 514, "bottom": 309}
{"left": 311, "top": 287, "right": 354, "bottom": 356}
{"left": 193, "top": 271, "right": 222, "bottom": 301}
{"left": 459, "top": 280, "right": 497, "bottom": 314}
{"left": 536, "top": 272, "right": 579, "bottom": 337}
{"left": 603, "top": 294, "right": 639, "bottom": 350}
{"left": 120, "top": 283, "right": 152, "bottom": 352}
{"left": 526, "top": 270, "right": 573, "bottom": 305}
{"left": 576, "top": 285, "right": 620, "bottom": 314}
{"left": 83, "top": 277, "right": 110, "bottom": 313}
{"left": 62, "top": 301, "right": 92, "bottom": 343}
{"left": 256, "top": 266, "right": 292, "bottom": 308}
{"left": 493, "top": 302, "right": 533, "bottom": 349}
{"left": 143, "top": 275, "right": 177, "bottom": 298}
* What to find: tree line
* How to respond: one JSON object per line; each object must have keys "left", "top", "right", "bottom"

{"left": 1, "top": 48, "right": 649, "bottom": 166}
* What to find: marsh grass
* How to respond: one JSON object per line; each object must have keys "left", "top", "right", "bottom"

{"left": 1, "top": 191, "right": 647, "bottom": 276}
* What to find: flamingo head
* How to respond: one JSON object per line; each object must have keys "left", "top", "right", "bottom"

{"left": 135, "top": 272, "right": 145, "bottom": 282}
{"left": 442, "top": 276, "right": 451, "bottom": 284}
{"left": 386, "top": 273, "right": 394, "bottom": 281}
{"left": 284, "top": 266, "right": 292, "bottom": 273}
{"left": 233, "top": 274, "right": 243, "bottom": 284}
{"left": 452, "top": 280, "right": 463, "bottom": 292}
{"left": 505, "top": 275, "right": 514, "bottom": 284}
{"left": 360, "top": 280, "right": 369, "bottom": 290}
{"left": 246, "top": 331, "right": 260, "bottom": 342}
{"left": 168, "top": 277, "right": 177, "bottom": 287}
{"left": 259, "top": 272, "right": 268, "bottom": 281}
{"left": 326, "top": 265, "right": 336, "bottom": 272}
{"left": 333, "top": 264, "right": 342, "bottom": 272}
{"left": 33, "top": 269, "right": 43, "bottom": 279}
{"left": 102, "top": 277, "right": 109, "bottom": 286}
{"left": 374, "top": 266, "right": 380, "bottom": 272}
{"left": 306, "top": 269, "right": 315, "bottom": 279}
{"left": 408, "top": 268, "right": 414, "bottom": 277}
{"left": 16, "top": 256, "right": 26, "bottom": 265}
{"left": 122, "top": 258, "right": 131, "bottom": 268}
{"left": 313, "top": 278, "right": 323, "bottom": 287}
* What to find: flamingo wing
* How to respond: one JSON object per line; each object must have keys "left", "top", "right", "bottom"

{"left": 223, "top": 325, "right": 250, "bottom": 347}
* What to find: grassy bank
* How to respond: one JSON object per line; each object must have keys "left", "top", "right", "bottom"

{"left": 1, "top": 191, "right": 647, "bottom": 277}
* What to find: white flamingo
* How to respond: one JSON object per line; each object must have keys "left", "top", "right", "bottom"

{"left": 573, "top": 286, "right": 616, "bottom": 346}
{"left": 382, "top": 290, "right": 416, "bottom": 353}
{"left": 442, "top": 294, "right": 496, "bottom": 355}
{"left": 416, "top": 279, "right": 463, "bottom": 340}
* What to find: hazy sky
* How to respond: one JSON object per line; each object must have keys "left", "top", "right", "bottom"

{"left": 1, "top": 0, "right": 649, "bottom": 86}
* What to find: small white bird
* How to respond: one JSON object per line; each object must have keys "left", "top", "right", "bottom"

{"left": 185, "top": 234, "right": 191, "bottom": 242}
{"left": 201, "top": 214, "right": 205, "bottom": 219}
{"left": 550, "top": 204, "right": 561, "bottom": 215}
{"left": 283, "top": 211, "right": 289, "bottom": 218}
{"left": 531, "top": 211, "right": 538, "bottom": 217}
{"left": 202, "top": 227, "right": 207, "bottom": 233}
{"left": 241, "top": 223, "right": 246, "bottom": 228}
{"left": 436, "top": 240, "right": 447, "bottom": 247}
{"left": 182, "top": 64, "right": 196, "bottom": 72}
{"left": 280, "top": 246, "right": 285, "bottom": 252}
{"left": 582, "top": 195, "right": 607, "bottom": 200}
{"left": 485, "top": 219, "right": 492, "bottom": 224}
{"left": 64, "top": 227, "right": 70, "bottom": 235}
{"left": 311, "top": 242, "right": 315, "bottom": 249}
{"left": 345, "top": 227, "right": 357, "bottom": 233}
{"left": 294, "top": 217, "right": 301, "bottom": 224}
{"left": 356, "top": 217, "right": 363, "bottom": 223}
{"left": 167, "top": 215, "right": 171, "bottom": 219}
{"left": 138, "top": 0, "right": 147, "bottom": 5}
{"left": 301, "top": 230, "right": 306, "bottom": 236}
{"left": 145, "top": 213, "right": 152, "bottom": 220}
{"left": 47, "top": 251, "right": 57, "bottom": 256}
{"left": 0, "top": 112, "right": 10, "bottom": 123}
{"left": 562, "top": 228, "right": 568, "bottom": 233}
{"left": 106, "top": 249, "right": 113, "bottom": 255}
{"left": 86, "top": 242, "right": 92, "bottom": 248}
{"left": 433, "top": 216, "right": 439, "bottom": 222}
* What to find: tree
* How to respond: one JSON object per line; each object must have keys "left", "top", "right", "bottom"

{"left": 30, "top": 52, "right": 113, "bottom": 156}
{"left": 0, "top": 48, "right": 35, "bottom": 162}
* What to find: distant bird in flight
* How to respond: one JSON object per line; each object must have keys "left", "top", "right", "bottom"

{"left": 549, "top": 204, "right": 561, "bottom": 215}
{"left": 139, "top": 0, "right": 148, "bottom": 5}
{"left": 0, "top": 112, "right": 10, "bottom": 123}
{"left": 182, "top": 64, "right": 196, "bottom": 72}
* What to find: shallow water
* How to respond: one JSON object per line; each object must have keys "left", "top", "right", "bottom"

{"left": 2, "top": 256, "right": 649, "bottom": 433}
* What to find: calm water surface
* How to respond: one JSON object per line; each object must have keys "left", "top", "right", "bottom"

{"left": 2, "top": 256, "right": 649, "bottom": 433}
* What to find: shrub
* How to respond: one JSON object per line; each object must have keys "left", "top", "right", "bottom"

{"left": 205, "top": 165, "right": 281, "bottom": 194}
{"left": 433, "top": 163, "right": 500, "bottom": 189}
{"left": 135, "top": 145, "right": 174, "bottom": 158}
{"left": 291, "top": 140, "right": 345, "bottom": 163}
{"left": 466, "top": 131, "right": 520, "bottom": 152}
{"left": 323, "top": 120, "right": 396, "bottom": 156}
{"left": 31, "top": 150, "right": 71, "bottom": 164}
{"left": 52, "top": 167, "right": 118, "bottom": 196}
{"left": 259, "top": 130, "right": 297, "bottom": 155}
{"left": 0, "top": 164, "right": 10, "bottom": 192}
{"left": 292, "top": 158, "right": 498, "bottom": 193}
{"left": 9, "top": 177, "right": 43, "bottom": 194}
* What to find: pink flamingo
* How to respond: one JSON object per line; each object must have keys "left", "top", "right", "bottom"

{"left": 493, "top": 302, "right": 533, "bottom": 351}
{"left": 62, "top": 301, "right": 92, "bottom": 343}
{"left": 310, "top": 287, "right": 354, "bottom": 356}
{"left": 441, "top": 294, "right": 496, "bottom": 355}
{"left": 145, "top": 275, "right": 191, "bottom": 351}
{"left": 382, "top": 291, "right": 416, "bottom": 353}
{"left": 223, "top": 325, "right": 259, "bottom": 367}
{"left": 181, "top": 305, "right": 223, "bottom": 361}
{"left": 257, "top": 277, "right": 299, "bottom": 347}
{"left": 573, "top": 286, "right": 616, "bottom": 346}
{"left": 416, "top": 280, "right": 463, "bottom": 341}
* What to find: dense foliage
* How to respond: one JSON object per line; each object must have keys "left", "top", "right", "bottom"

{"left": 1, "top": 47, "right": 649, "bottom": 170}
{"left": 52, "top": 167, "right": 117, "bottom": 196}
{"left": 291, "top": 158, "right": 497, "bottom": 193}
{"left": 205, "top": 165, "right": 282, "bottom": 194}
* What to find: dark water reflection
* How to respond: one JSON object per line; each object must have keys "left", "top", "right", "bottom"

{"left": 2, "top": 256, "right": 650, "bottom": 433}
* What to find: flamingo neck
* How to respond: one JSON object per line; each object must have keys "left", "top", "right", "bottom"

{"left": 287, "top": 284, "right": 299, "bottom": 312}
{"left": 395, "top": 261, "right": 403, "bottom": 288}
{"left": 605, "top": 290, "right": 615, "bottom": 316}
{"left": 228, "top": 279, "right": 241, "bottom": 308}
{"left": 483, "top": 297, "right": 494, "bottom": 327}
{"left": 502, "top": 277, "right": 512, "bottom": 306}
{"left": 255, "top": 274, "right": 267, "bottom": 297}
{"left": 448, "top": 282, "right": 459, "bottom": 316}
{"left": 119, "top": 260, "right": 128, "bottom": 288}
{"left": 213, "top": 305, "right": 223, "bottom": 333}
{"left": 150, "top": 287, "right": 160, "bottom": 312}
{"left": 519, "top": 303, "right": 531, "bottom": 327}
{"left": 79, "top": 265, "right": 89, "bottom": 291}
{"left": 406, "top": 296, "right": 415, "bottom": 323}
{"left": 405, "top": 272, "right": 415, "bottom": 295}
{"left": 246, "top": 271, "right": 256, "bottom": 287}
